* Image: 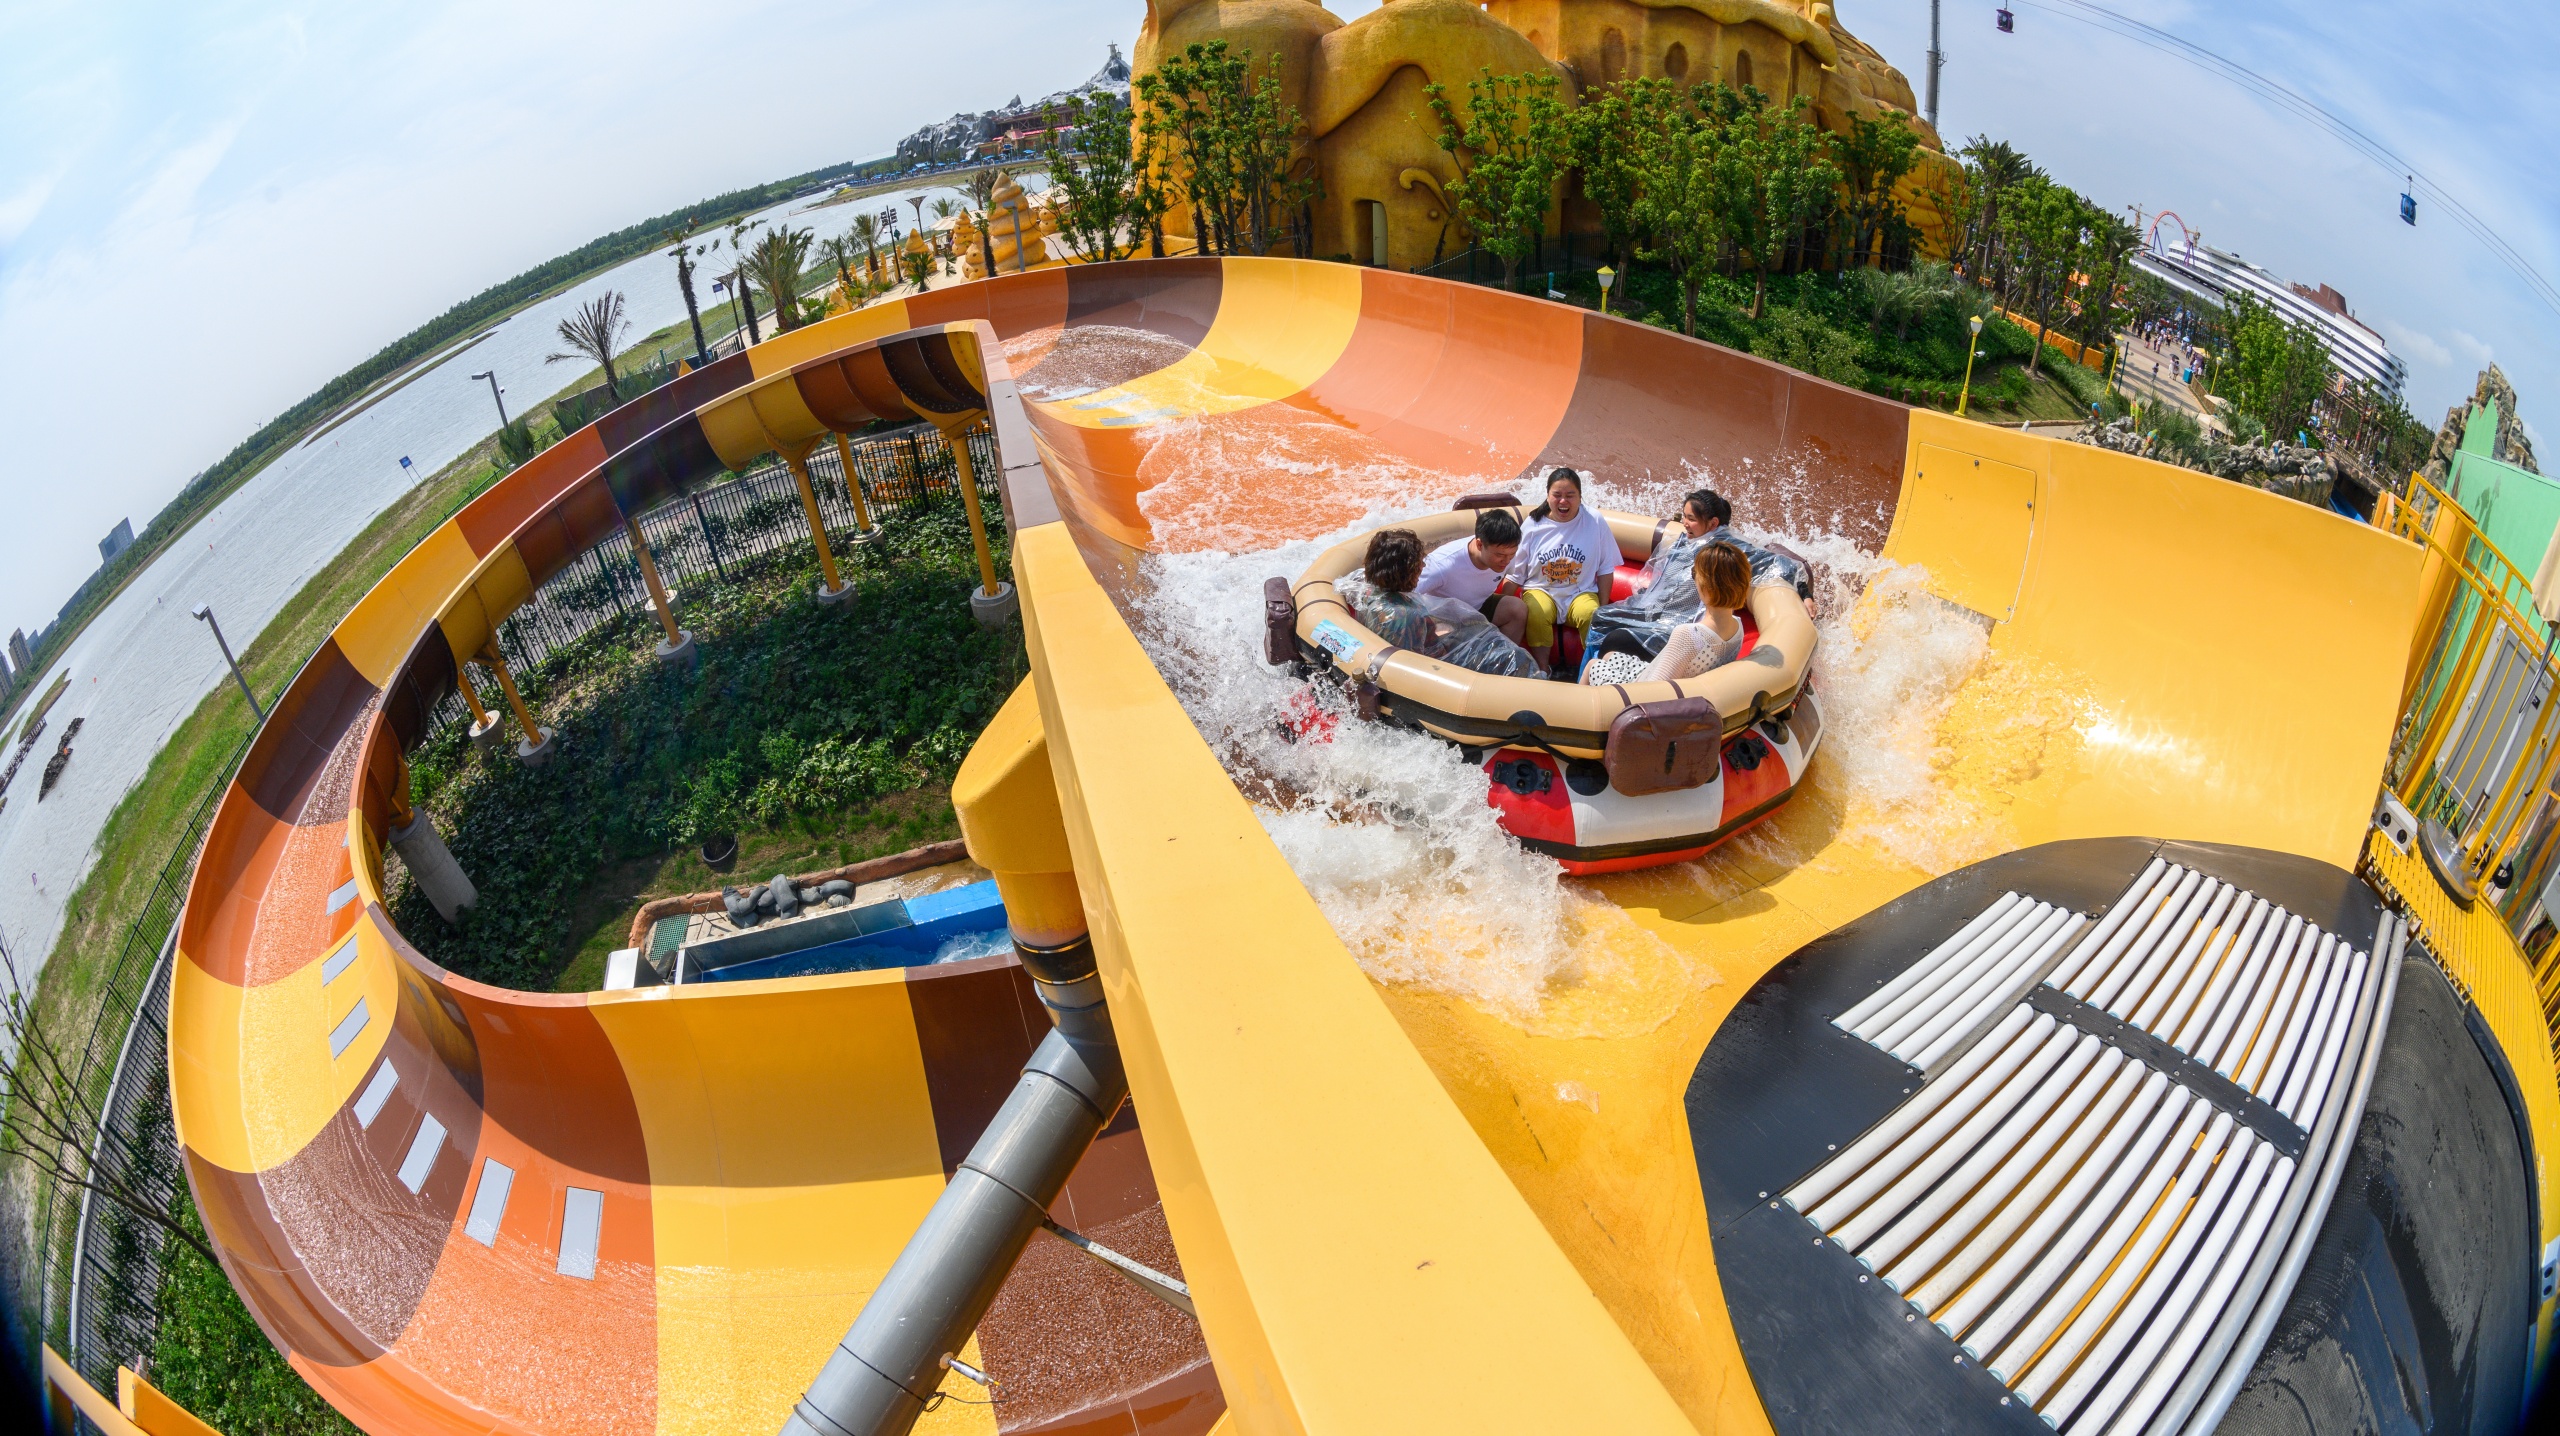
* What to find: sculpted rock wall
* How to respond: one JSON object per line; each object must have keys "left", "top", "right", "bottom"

{"left": 1135, "top": 0, "right": 1955, "bottom": 270}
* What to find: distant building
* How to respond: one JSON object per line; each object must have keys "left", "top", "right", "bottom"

{"left": 99, "top": 517, "right": 135, "bottom": 564}
{"left": 2134, "top": 239, "right": 2406, "bottom": 399}
{"left": 0, "top": 648, "right": 13, "bottom": 704}
{"left": 7, "top": 630, "right": 29, "bottom": 678}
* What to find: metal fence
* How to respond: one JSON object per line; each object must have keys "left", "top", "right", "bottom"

{"left": 15, "top": 735, "right": 244, "bottom": 1399}
{"left": 446, "top": 420, "right": 997, "bottom": 730}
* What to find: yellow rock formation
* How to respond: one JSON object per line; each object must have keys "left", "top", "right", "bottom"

{"left": 1134, "top": 0, "right": 1958, "bottom": 270}
{"left": 968, "top": 172, "right": 1054, "bottom": 278}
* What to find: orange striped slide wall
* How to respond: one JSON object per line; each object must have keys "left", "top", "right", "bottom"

{"left": 170, "top": 258, "right": 1919, "bottom": 1435}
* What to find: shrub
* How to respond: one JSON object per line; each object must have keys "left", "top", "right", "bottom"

{"left": 1753, "top": 305, "right": 1868, "bottom": 389}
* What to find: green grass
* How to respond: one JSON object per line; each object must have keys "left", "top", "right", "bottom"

{"left": 394, "top": 487, "right": 1021, "bottom": 993}
{"left": 148, "top": 1193, "right": 360, "bottom": 1436}
{"left": 12, "top": 673, "right": 69, "bottom": 746}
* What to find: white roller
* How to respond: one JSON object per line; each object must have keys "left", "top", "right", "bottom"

{"left": 2111, "top": 881, "right": 2235, "bottom": 1026}
{"left": 2044, "top": 858, "right": 2172, "bottom": 992}
{"left": 1853, "top": 898, "right": 2041, "bottom": 1042}
{"left": 2260, "top": 938, "right": 2349, "bottom": 1111}
{"left": 1935, "top": 1075, "right": 2181, "bottom": 1331}
{"left": 2166, "top": 898, "right": 2276, "bottom": 1054}
{"left": 1964, "top": 1093, "right": 2207, "bottom": 1361}
{"left": 2126, "top": 884, "right": 2242, "bottom": 1032}
{"left": 1836, "top": 892, "right": 2024, "bottom": 1034}
{"left": 2280, "top": 949, "right": 2374, "bottom": 1127}
{"left": 1786, "top": 1005, "right": 2041, "bottom": 1212}
{"left": 1861, "top": 1033, "right": 2106, "bottom": 1273}
{"left": 1873, "top": 902, "right": 2060, "bottom": 1054}
{"left": 2237, "top": 934, "right": 2335, "bottom": 1094}
{"left": 1896, "top": 909, "right": 2084, "bottom": 1068}
{"left": 2003, "top": 1111, "right": 2237, "bottom": 1400}
{"left": 2205, "top": 916, "right": 2309, "bottom": 1077}
{"left": 2191, "top": 911, "right": 2314, "bottom": 1069}
{"left": 2277, "top": 950, "right": 2366, "bottom": 1123}
{"left": 2088, "top": 873, "right": 2216, "bottom": 1012}
{"left": 1909, "top": 1060, "right": 2150, "bottom": 1316}
{"left": 2036, "top": 1124, "right": 2256, "bottom": 1423}
{"left": 1828, "top": 1024, "right": 2080, "bottom": 1248}
{"left": 2072, "top": 868, "right": 2202, "bottom": 1002}
{"left": 2087, "top": 1146, "right": 2293, "bottom": 1436}
{"left": 1882, "top": 1047, "right": 2129, "bottom": 1295}
{"left": 1909, "top": 919, "right": 2092, "bottom": 1074}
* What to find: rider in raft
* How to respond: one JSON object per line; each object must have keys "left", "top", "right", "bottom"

{"left": 1512, "top": 468, "right": 1614, "bottom": 676}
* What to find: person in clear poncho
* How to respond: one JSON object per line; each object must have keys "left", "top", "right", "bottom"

{"left": 1349, "top": 528, "right": 1543, "bottom": 679}
{"left": 1584, "top": 488, "right": 1808, "bottom": 662}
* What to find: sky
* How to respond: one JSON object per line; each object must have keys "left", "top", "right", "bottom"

{"left": 1, "top": 0, "right": 2553, "bottom": 642}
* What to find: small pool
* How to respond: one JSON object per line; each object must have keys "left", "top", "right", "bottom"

{"left": 676, "top": 880, "right": 1012, "bottom": 984}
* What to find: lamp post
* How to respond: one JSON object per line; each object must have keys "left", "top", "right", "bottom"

{"left": 1597, "top": 266, "right": 1616, "bottom": 316}
{"left": 190, "top": 604, "right": 263, "bottom": 722}
{"left": 1957, "top": 314, "right": 1986, "bottom": 417}
{"left": 469, "top": 370, "right": 509, "bottom": 430}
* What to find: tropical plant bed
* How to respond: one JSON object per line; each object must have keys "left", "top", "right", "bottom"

{"left": 390, "top": 492, "right": 1024, "bottom": 993}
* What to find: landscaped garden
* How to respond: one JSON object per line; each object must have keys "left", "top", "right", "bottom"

{"left": 390, "top": 483, "right": 1023, "bottom": 993}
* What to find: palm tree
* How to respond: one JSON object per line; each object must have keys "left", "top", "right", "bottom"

{"left": 745, "top": 225, "right": 816, "bottom": 332}
{"left": 850, "top": 212, "right": 882, "bottom": 282}
{"left": 663, "top": 230, "right": 711, "bottom": 364}
{"left": 548, "top": 290, "right": 630, "bottom": 395}
{"left": 965, "top": 168, "right": 1003, "bottom": 276}
{"left": 819, "top": 233, "right": 864, "bottom": 307}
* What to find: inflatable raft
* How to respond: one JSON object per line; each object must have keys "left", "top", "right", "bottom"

{"left": 1276, "top": 503, "right": 1822, "bottom": 874}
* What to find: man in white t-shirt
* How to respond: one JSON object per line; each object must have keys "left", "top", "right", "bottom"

{"left": 1416, "top": 508, "right": 1528, "bottom": 644}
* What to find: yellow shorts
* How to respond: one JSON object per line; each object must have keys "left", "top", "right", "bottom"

{"left": 1521, "top": 589, "right": 1600, "bottom": 650}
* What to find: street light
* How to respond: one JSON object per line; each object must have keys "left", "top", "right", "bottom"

{"left": 469, "top": 370, "right": 509, "bottom": 429}
{"left": 1597, "top": 266, "right": 1616, "bottom": 316}
{"left": 1957, "top": 314, "right": 1985, "bottom": 417}
{"left": 191, "top": 604, "right": 264, "bottom": 722}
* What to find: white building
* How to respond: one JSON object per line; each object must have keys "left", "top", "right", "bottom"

{"left": 2134, "top": 239, "right": 2406, "bottom": 399}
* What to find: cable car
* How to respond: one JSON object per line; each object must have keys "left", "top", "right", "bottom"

{"left": 2401, "top": 178, "right": 2417, "bottom": 226}
{"left": 1997, "top": 6, "right": 2015, "bottom": 32}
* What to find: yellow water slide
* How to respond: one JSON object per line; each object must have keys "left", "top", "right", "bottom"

{"left": 172, "top": 258, "right": 2556, "bottom": 1435}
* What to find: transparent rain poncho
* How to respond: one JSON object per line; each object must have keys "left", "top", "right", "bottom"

{"left": 1586, "top": 533, "right": 1807, "bottom": 660}
{"left": 1345, "top": 580, "right": 1544, "bottom": 679}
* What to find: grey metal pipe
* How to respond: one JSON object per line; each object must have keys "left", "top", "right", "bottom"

{"left": 781, "top": 935, "right": 1125, "bottom": 1436}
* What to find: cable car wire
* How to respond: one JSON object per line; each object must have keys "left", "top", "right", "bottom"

{"left": 2009, "top": 0, "right": 2560, "bottom": 320}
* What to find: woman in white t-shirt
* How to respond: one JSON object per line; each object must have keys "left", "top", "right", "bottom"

{"left": 1510, "top": 467, "right": 1619, "bottom": 671}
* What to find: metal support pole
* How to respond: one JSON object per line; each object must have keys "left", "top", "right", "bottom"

{"left": 625, "top": 517, "right": 695, "bottom": 664}
{"left": 454, "top": 662, "right": 503, "bottom": 752}
{"left": 832, "top": 431, "right": 876, "bottom": 534}
{"left": 1926, "top": 0, "right": 1944, "bottom": 132}
{"left": 480, "top": 644, "right": 554, "bottom": 765}
{"left": 947, "top": 424, "right": 1017, "bottom": 629}
{"left": 786, "top": 448, "right": 853, "bottom": 604}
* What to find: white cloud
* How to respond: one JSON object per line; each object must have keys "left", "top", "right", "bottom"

{"left": 2377, "top": 318, "right": 2450, "bottom": 369}
{"left": 2450, "top": 329, "right": 2496, "bottom": 367}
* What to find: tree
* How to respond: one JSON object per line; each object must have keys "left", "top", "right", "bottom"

{"left": 1137, "top": 40, "right": 1318, "bottom": 257}
{"left": 744, "top": 226, "right": 815, "bottom": 333}
{"left": 818, "top": 233, "right": 864, "bottom": 308}
{"left": 1832, "top": 111, "right": 1921, "bottom": 270}
{"left": 663, "top": 230, "right": 712, "bottom": 365}
{"left": 0, "top": 938, "right": 221, "bottom": 1274}
{"left": 964, "top": 168, "right": 1004, "bottom": 273}
{"left": 2000, "top": 176, "right": 2085, "bottom": 377}
{"left": 2223, "top": 292, "right": 2335, "bottom": 444}
{"left": 548, "top": 290, "right": 631, "bottom": 394}
{"left": 2074, "top": 208, "right": 2139, "bottom": 357}
{"left": 1046, "top": 92, "right": 1145, "bottom": 264}
{"left": 1714, "top": 87, "right": 1840, "bottom": 320}
{"left": 1570, "top": 76, "right": 1682, "bottom": 281}
{"left": 850, "top": 212, "right": 884, "bottom": 283}
{"left": 1625, "top": 85, "right": 1731, "bottom": 335}
{"left": 1958, "top": 136, "right": 2041, "bottom": 292}
{"left": 721, "top": 217, "right": 766, "bottom": 344}
{"left": 1425, "top": 67, "right": 1570, "bottom": 288}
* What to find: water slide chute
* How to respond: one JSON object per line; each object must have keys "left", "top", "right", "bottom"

{"left": 166, "top": 258, "right": 2550, "bottom": 1435}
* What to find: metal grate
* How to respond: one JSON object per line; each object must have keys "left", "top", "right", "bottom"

{"left": 1791, "top": 858, "right": 2404, "bottom": 1434}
